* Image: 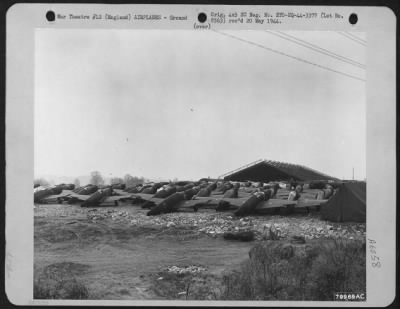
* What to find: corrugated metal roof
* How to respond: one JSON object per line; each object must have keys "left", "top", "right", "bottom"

{"left": 220, "top": 159, "right": 338, "bottom": 182}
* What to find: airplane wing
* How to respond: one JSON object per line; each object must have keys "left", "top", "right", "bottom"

{"left": 302, "top": 189, "right": 324, "bottom": 194}
{"left": 131, "top": 193, "right": 157, "bottom": 201}
{"left": 219, "top": 197, "right": 249, "bottom": 208}
{"left": 295, "top": 198, "right": 328, "bottom": 208}
{"left": 104, "top": 195, "right": 135, "bottom": 202}
{"left": 63, "top": 193, "right": 92, "bottom": 203}
{"left": 44, "top": 191, "right": 73, "bottom": 199}
{"left": 144, "top": 197, "right": 164, "bottom": 205}
{"left": 255, "top": 199, "right": 297, "bottom": 210}
{"left": 90, "top": 195, "right": 136, "bottom": 206}
{"left": 112, "top": 189, "right": 132, "bottom": 196}
{"left": 211, "top": 192, "right": 224, "bottom": 196}
{"left": 129, "top": 193, "right": 166, "bottom": 207}
{"left": 173, "top": 199, "right": 213, "bottom": 209}
{"left": 299, "top": 193, "right": 318, "bottom": 199}
{"left": 193, "top": 196, "right": 218, "bottom": 201}
{"left": 237, "top": 192, "right": 253, "bottom": 198}
{"left": 38, "top": 192, "right": 73, "bottom": 203}
{"left": 194, "top": 196, "right": 248, "bottom": 205}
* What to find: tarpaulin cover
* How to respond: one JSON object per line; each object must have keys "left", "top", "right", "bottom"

{"left": 320, "top": 182, "right": 366, "bottom": 222}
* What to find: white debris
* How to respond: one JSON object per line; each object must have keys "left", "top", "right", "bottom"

{"left": 165, "top": 265, "right": 206, "bottom": 274}
{"left": 81, "top": 206, "right": 365, "bottom": 241}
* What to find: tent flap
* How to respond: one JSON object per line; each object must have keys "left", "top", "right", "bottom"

{"left": 320, "top": 182, "right": 366, "bottom": 222}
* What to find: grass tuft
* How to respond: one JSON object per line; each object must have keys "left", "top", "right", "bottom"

{"left": 34, "top": 262, "right": 90, "bottom": 299}
{"left": 220, "top": 238, "right": 365, "bottom": 301}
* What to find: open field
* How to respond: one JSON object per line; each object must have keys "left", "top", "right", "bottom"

{"left": 34, "top": 203, "right": 366, "bottom": 300}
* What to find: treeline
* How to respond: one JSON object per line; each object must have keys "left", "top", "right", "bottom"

{"left": 89, "top": 171, "right": 147, "bottom": 187}
{"left": 34, "top": 178, "right": 51, "bottom": 187}
{"left": 34, "top": 171, "right": 147, "bottom": 188}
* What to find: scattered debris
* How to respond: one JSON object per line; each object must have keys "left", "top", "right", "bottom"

{"left": 74, "top": 207, "right": 366, "bottom": 241}
{"left": 165, "top": 265, "right": 206, "bottom": 274}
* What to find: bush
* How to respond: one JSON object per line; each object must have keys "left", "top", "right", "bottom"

{"left": 34, "top": 262, "right": 90, "bottom": 299}
{"left": 220, "top": 238, "right": 365, "bottom": 301}
{"left": 34, "top": 276, "right": 89, "bottom": 299}
{"left": 308, "top": 239, "right": 366, "bottom": 300}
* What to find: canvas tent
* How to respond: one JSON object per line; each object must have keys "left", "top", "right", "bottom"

{"left": 320, "top": 182, "right": 366, "bottom": 222}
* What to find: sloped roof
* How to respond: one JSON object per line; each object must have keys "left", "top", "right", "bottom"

{"left": 220, "top": 159, "right": 338, "bottom": 182}
{"left": 320, "top": 182, "right": 366, "bottom": 222}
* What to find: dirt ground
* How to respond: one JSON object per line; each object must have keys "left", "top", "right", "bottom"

{"left": 34, "top": 203, "right": 366, "bottom": 300}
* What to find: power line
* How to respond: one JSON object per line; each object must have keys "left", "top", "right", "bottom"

{"left": 213, "top": 30, "right": 366, "bottom": 82}
{"left": 342, "top": 32, "right": 366, "bottom": 45}
{"left": 344, "top": 32, "right": 367, "bottom": 44}
{"left": 265, "top": 30, "right": 365, "bottom": 69}
{"left": 275, "top": 31, "right": 365, "bottom": 68}
{"left": 337, "top": 31, "right": 366, "bottom": 46}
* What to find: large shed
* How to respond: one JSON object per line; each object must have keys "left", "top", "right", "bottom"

{"left": 220, "top": 159, "right": 338, "bottom": 183}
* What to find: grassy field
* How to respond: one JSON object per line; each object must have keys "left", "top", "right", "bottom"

{"left": 34, "top": 203, "right": 365, "bottom": 301}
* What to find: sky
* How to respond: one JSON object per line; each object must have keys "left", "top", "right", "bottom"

{"left": 34, "top": 29, "right": 366, "bottom": 181}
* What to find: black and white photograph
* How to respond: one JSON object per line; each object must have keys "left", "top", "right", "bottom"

{"left": 32, "top": 28, "right": 367, "bottom": 301}
{"left": 4, "top": 4, "right": 396, "bottom": 306}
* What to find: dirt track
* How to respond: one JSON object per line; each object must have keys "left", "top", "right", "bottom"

{"left": 34, "top": 204, "right": 255, "bottom": 299}
{"left": 34, "top": 203, "right": 366, "bottom": 300}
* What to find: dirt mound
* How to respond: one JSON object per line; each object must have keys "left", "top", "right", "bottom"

{"left": 42, "top": 262, "right": 91, "bottom": 277}
{"left": 40, "top": 227, "right": 79, "bottom": 243}
{"left": 111, "top": 226, "right": 161, "bottom": 240}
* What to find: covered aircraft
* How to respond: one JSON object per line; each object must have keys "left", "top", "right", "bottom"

{"left": 192, "top": 189, "right": 329, "bottom": 216}
{"left": 146, "top": 188, "right": 212, "bottom": 216}
{"left": 63, "top": 187, "right": 134, "bottom": 206}
{"left": 34, "top": 185, "right": 64, "bottom": 203}
{"left": 121, "top": 184, "right": 209, "bottom": 215}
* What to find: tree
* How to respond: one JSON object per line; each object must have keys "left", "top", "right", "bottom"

{"left": 74, "top": 178, "right": 80, "bottom": 188}
{"left": 124, "top": 174, "right": 134, "bottom": 187}
{"left": 90, "top": 171, "right": 104, "bottom": 186}
{"left": 110, "top": 177, "right": 124, "bottom": 185}
{"left": 124, "top": 174, "right": 145, "bottom": 188}
{"left": 34, "top": 178, "right": 49, "bottom": 187}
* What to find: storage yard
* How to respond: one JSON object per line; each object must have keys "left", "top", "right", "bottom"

{"left": 34, "top": 160, "right": 366, "bottom": 300}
